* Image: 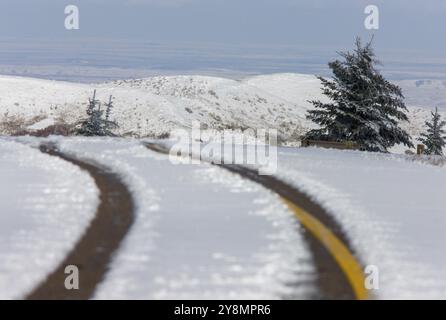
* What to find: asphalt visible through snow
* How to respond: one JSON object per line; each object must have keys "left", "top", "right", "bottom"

{"left": 144, "top": 142, "right": 368, "bottom": 300}
{"left": 26, "top": 143, "right": 135, "bottom": 300}
{"left": 217, "top": 164, "right": 367, "bottom": 300}
{"left": 26, "top": 141, "right": 367, "bottom": 300}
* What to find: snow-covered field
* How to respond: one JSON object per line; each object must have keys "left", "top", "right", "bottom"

{"left": 0, "top": 73, "right": 443, "bottom": 147}
{"left": 0, "top": 74, "right": 310, "bottom": 141}
{"left": 0, "top": 139, "right": 98, "bottom": 299}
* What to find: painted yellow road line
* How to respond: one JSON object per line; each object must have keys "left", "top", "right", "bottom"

{"left": 283, "top": 198, "right": 369, "bottom": 300}
{"left": 144, "top": 142, "right": 369, "bottom": 299}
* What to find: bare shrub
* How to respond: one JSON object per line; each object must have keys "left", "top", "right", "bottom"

{"left": 12, "top": 122, "right": 74, "bottom": 137}
{"left": 156, "top": 132, "right": 170, "bottom": 139}
{"left": 0, "top": 112, "right": 27, "bottom": 135}
{"left": 35, "top": 124, "right": 74, "bottom": 137}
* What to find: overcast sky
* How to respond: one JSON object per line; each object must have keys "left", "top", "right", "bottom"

{"left": 0, "top": 0, "right": 445, "bottom": 81}
{"left": 0, "top": 0, "right": 444, "bottom": 53}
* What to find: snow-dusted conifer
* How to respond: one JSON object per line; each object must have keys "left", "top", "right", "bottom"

{"left": 305, "top": 37, "right": 413, "bottom": 152}
{"left": 105, "top": 95, "right": 113, "bottom": 122}
{"left": 103, "top": 95, "right": 118, "bottom": 136}
{"left": 76, "top": 91, "right": 118, "bottom": 136}
{"left": 419, "top": 107, "right": 446, "bottom": 155}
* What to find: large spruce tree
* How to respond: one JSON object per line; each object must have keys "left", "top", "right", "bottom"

{"left": 305, "top": 38, "right": 413, "bottom": 152}
{"left": 419, "top": 107, "right": 446, "bottom": 156}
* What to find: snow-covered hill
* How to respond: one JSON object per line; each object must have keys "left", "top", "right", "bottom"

{"left": 102, "top": 75, "right": 314, "bottom": 140}
{"left": 0, "top": 73, "right": 443, "bottom": 144}
{"left": 244, "top": 74, "right": 446, "bottom": 139}
{"left": 398, "top": 79, "right": 446, "bottom": 110}
{"left": 0, "top": 74, "right": 311, "bottom": 141}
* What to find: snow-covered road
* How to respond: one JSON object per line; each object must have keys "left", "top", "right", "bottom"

{"left": 2, "top": 137, "right": 446, "bottom": 300}
{"left": 276, "top": 147, "right": 446, "bottom": 299}
{"left": 1, "top": 138, "right": 315, "bottom": 299}
{"left": 162, "top": 138, "right": 446, "bottom": 299}
{"left": 0, "top": 140, "right": 98, "bottom": 299}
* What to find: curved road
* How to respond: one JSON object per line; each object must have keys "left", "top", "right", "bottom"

{"left": 26, "top": 143, "right": 135, "bottom": 300}
{"left": 27, "top": 141, "right": 368, "bottom": 300}
{"left": 144, "top": 142, "right": 369, "bottom": 300}
{"left": 218, "top": 164, "right": 368, "bottom": 300}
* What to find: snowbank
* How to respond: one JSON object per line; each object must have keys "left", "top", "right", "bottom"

{"left": 0, "top": 139, "right": 98, "bottom": 299}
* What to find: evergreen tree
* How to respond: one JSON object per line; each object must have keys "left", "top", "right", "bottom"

{"left": 76, "top": 91, "right": 118, "bottom": 136}
{"left": 105, "top": 95, "right": 113, "bottom": 122}
{"left": 419, "top": 107, "right": 446, "bottom": 155}
{"left": 87, "top": 89, "right": 99, "bottom": 116}
{"left": 103, "top": 95, "right": 119, "bottom": 136}
{"left": 305, "top": 37, "right": 413, "bottom": 152}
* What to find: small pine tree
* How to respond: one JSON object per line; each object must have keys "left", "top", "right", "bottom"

{"left": 87, "top": 90, "right": 99, "bottom": 116}
{"left": 419, "top": 107, "right": 446, "bottom": 155}
{"left": 76, "top": 91, "right": 118, "bottom": 136}
{"left": 105, "top": 95, "right": 113, "bottom": 122}
{"left": 305, "top": 37, "right": 414, "bottom": 152}
{"left": 103, "top": 95, "right": 119, "bottom": 136}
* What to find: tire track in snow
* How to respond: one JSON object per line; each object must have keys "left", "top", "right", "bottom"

{"left": 143, "top": 142, "right": 368, "bottom": 300}
{"left": 215, "top": 165, "right": 368, "bottom": 300}
{"left": 26, "top": 143, "right": 135, "bottom": 300}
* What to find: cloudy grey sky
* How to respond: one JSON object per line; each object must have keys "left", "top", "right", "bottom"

{"left": 0, "top": 0, "right": 445, "bottom": 81}
{"left": 0, "top": 0, "right": 443, "bottom": 49}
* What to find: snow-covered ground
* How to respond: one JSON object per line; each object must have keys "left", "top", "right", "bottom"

{"left": 1, "top": 71, "right": 446, "bottom": 300}
{"left": 141, "top": 138, "right": 446, "bottom": 299}
{"left": 16, "top": 137, "right": 313, "bottom": 300}
{"left": 0, "top": 73, "right": 443, "bottom": 147}
{"left": 0, "top": 139, "right": 98, "bottom": 299}
{"left": 0, "top": 74, "right": 309, "bottom": 141}
{"left": 2, "top": 135, "right": 446, "bottom": 299}
{"left": 274, "top": 147, "right": 446, "bottom": 299}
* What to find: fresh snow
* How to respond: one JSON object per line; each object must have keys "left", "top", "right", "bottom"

{"left": 0, "top": 139, "right": 99, "bottom": 299}
{"left": 3, "top": 134, "right": 446, "bottom": 299}
{"left": 398, "top": 79, "right": 446, "bottom": 110}
{"left": 170, "top": 137, "right": 446, "bottom": 299}
{"left": 27, "top": 117, "right": 55, "bottom": 131}
{"left": 50, "top": 137, "right": 315, "bottom": 300}
{"left": 243, "top": 73, "right": 327, "bottom": 113}
{"left": 0, "top": 73, "right": 444, "bottom": 148}
{"left": 274, "top": 147, "right": 446, "bottom": 299}
{"left": 0, "top": 74, "right": 308, "bottom": 141}
{"left": 2, "top": 71, "right": 446, "bottom": 300}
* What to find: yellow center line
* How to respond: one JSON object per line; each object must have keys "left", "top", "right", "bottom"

{"left": 282, "top": 198, "right": 369, "bottom": 300}
{"left": 144, "top": 142, "right": 369, "bottom": 299}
